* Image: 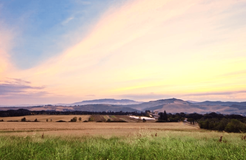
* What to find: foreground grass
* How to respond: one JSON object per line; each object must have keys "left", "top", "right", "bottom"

{"left": 0, "top": 131, "right": 246, "bottom": 160}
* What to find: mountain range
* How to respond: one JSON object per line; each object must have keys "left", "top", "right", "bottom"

{"left": 72, "top": 99, "right": 141, "bottom": 105}
{"left": 0, "top": 98, "right": 246, "bottom": 115}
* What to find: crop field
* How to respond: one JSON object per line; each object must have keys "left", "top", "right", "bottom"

{"left": 0, "top": 115, "right": 246, "bottom": 159}
{"left": 0, "top": 115, "right": 91, "bottom": 122}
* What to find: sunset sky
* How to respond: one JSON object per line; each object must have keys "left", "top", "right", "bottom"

{"left": 0, "top": 0, "right": 246, "bottom": 105}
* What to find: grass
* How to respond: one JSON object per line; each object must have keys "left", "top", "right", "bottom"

{"left": 0, "top": 131, "right": 246, "bottom": 160}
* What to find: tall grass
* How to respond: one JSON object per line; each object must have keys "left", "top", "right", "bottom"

{"left": 0, "top": 131, "right": 246, "bottom": 160}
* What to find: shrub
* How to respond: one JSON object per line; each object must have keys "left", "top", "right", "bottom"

{"left": 214, "top": 118, "right": 229, "bottom": 131}
{"left": 70, "top": 117, "right": 77, "bottom": 122}
{"left": 225, "top": 119, "right": 246, "bottom": 133}
{"left": 88, "top": 117, "right": 94, "bottom": 122}
{"left": 56, "top": 120, "right": 66, "bottom": 122}
{"left": 21, "top": 117, "right": 26, "bottom": 122}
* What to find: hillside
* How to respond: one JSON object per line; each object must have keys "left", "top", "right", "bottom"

{"left": 134, "top": 98, "right": 246, "bottom": 115}
{"left": 72, "top": 99, "right": 141, "bottom": 105}
{"left": 0, "top": 98, "right": 246, "bottom": 115}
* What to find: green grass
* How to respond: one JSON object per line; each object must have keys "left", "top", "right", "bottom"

{"left": 0, "top": 131, "right": 246, "bottom": 160}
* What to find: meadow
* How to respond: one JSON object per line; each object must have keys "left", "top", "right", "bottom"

{"left": 0, "top": 115, "right": 245, "bottom": 159}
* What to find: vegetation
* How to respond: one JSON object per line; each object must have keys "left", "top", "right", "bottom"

{"left": 158, "top": 110, "right": 168, "bottom": 122}
{"left": 70, "top": 117, "right": 77, "bottom": 122}
{"left": 0, "top": 132, "right": 246, "bottom": 160}
{"left": 199, "top": 118, "right": 246, "bottom": 133}
{"left": 0, "top": 109, "right": 145, "bottom": 117}
{"left": 155, "top": 111, "right": 246, "bottom": 133}
{"left": 21, "top": 117, "right": 26, "bottom": 122}
{"left": 88, "top": 117, "right": 94, "bottom": 122}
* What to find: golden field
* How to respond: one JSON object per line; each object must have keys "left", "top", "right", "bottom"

{"left": 0, "top": 115, "right": 200, "bottom": 137}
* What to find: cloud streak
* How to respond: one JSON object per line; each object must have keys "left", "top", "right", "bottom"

{"left": 0, "top": 78, "right": 44, "bottom": 95}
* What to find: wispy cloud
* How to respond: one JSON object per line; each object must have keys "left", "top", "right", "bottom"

{"left": 0, "top": 78, "right": 44, "bottom": 96}
{"left": 185, "top": 91, "right": 246, "bottom": 97}
{"left": 119, "top": 93, "right": 173, "bottom": 101}
{"left": 61, "top": 16, "right": 74, "bottom": 25}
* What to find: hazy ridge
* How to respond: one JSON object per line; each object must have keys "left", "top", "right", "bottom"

{"left": 0, "top": 98, "right": 246, "bottom": 115}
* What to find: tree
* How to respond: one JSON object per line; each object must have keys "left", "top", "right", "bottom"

{"left": 70, "top": 117, "right": 77, "bottom": 122}
{"left": 163, "top": 110, "right": 168, "bottom": 121}
{"left": 89, "top": 117, "right": 94, "bottom": 122}
{"left": 145, "top": 110, "right": 150, "bottom": 117}
{"left": 21, "top": 117, "right": 26, "bottom": 122}
{"left": 225, "top": 119, "right": 246, "bottom": 133}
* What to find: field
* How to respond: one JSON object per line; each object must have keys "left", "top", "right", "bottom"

{"left": 0, "top": 115, "right": 91, "bottom": 122}
{"left": 0, "top": 115, "right": 246, "bottom": 159}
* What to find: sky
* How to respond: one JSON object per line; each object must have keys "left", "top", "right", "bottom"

{"left": 0, "top": 0, "right": 246, "bottom": 105}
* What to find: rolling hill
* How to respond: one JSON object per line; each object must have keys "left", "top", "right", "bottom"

{"left": 72, "top": 99, "right": 141, "bottom": 106}
{"left": 0, "top": 98, "right": 246, "bottom": 115}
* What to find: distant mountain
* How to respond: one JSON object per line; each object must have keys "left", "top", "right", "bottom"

{"left": 120, "top": 98, "right": 186, "bottom": 110}
{"left": 72, "top": 104, "right": 137, "bottom": 112}
{"left": 0, "top": 98, "right": 245, "bottom": 115}
{"left": 120, "top": 98, "right": 246, "bottom": 115}
{"left": 0, "top": 104, "right": 137, "bottom": 112}
{"left": 72, "top": 99, "right": 141, "bottom": 106}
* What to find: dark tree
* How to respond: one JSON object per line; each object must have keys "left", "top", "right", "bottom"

{"left": 70, "top": 117, "right": 77, "bottom": 122}
{"left": 163, "top": 110, "right": 168, "bottom": 121}
{"left": 21, "top": 117, "right": 26, "bottom": 122}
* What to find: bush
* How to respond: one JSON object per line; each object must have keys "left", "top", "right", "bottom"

{"left": 56, "top": 120, "right": 66, "bottom": 122}
{"left": 70, "top": 117, "right": 77, "bottom": 122}
{"left": 21, "top": 117, "right": 26, "bottom": 122}
{"left": 214, "top": 118, "right": 229, "bottom": 131}
{"left": 88, "top": 117, "right": 94, "bottom": 122}
{"left": 225, "top": 119, "right": 246, "bottom": 133}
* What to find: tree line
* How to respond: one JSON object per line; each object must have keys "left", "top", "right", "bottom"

{"left": 0, "top": 109, "right": 148, "bottom": 117}
{"left": 157, "top": 110, "right": 246, "bottom": 133}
